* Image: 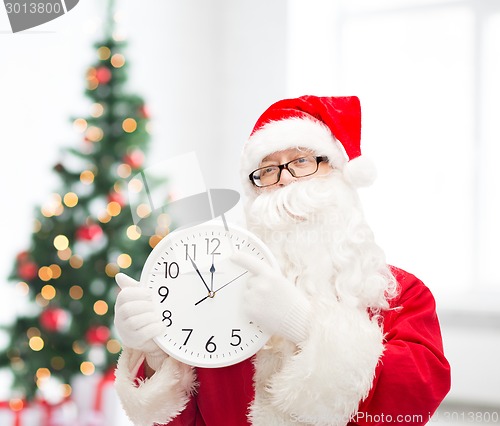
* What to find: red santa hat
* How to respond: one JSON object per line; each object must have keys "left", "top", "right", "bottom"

{"left": 241, "top": 95, "right": 376, "bottom": 194}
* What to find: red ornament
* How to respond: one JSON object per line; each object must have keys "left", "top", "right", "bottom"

{"left": 107, "top": 191, "right": 125, "bottom": 206}
{"left": 139, "top": 104, "right": 150, "bottom": 119}
{"left": 123, "top": 149, "right": 144, "bottom": 169}
{"left": 76, "top": 223, "right": 103, "bottom": 241}
{"left": 18, "top": 262, "right": 38, "bottom": 281}
{"left": 16, "top": 251, "right": 30, "bottom": 263}
{"left": 95, "top": 66, "right": 112, "bottom": 84}
{"left": 86, "top": 325, "right": 110, "bottom": 345}
{"left": 40, "top": 308, "right": 69, "bottom": 332}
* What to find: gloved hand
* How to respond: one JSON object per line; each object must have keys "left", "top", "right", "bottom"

{"left": 114, "top": 273, "right": 168, "bottom": 370}
{"left": 231, "top": 252, "right": 311, "bottom": 344}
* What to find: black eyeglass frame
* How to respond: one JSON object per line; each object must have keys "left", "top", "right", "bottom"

{"left": 248, "top": 155, "right": 329, "bottom": 187}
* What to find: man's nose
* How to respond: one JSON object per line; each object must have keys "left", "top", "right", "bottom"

{"left": 277, "top": 168, "right": 295, "bottom": 186}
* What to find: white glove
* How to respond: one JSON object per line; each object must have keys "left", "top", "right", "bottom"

{"left": 114, "top": 273, "right": 168, "bottom": 370}
{"left": 231, "top": 252, "right": 311, "bottom": 344}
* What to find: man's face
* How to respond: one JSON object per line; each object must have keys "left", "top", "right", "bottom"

{"left": 256, "top": 147, "right": 332, "bottom": 190}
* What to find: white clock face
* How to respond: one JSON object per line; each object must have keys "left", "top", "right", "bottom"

{"left": 140, "top": 221, "right": 277, "bottom": 368}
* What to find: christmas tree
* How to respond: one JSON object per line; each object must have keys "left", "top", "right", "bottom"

{"left": 0, "top": 6, "right": 165, "bottom": 402}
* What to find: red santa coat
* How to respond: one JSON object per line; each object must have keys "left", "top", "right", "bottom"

{"left": 115, "top": 267, "right": 450, "bottom": 426}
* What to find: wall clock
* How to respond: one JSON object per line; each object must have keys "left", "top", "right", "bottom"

{"left": 140, "top": 220, "right": 278, "bottom": 368}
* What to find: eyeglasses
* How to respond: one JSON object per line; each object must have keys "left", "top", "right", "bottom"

{"left": 249, "top": 155, "right": 329, "bottom": 187}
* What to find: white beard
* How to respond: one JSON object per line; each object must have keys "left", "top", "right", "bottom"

{"left": 245, "top": 171, "right": 397, "bottom": 310}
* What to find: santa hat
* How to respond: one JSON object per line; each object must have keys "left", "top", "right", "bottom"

{"left": 240, "top": 95, "right": 376, "bottom": 194}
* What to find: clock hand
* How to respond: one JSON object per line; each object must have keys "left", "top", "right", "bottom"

{"left": 187, "top": 254, "right": 211, "bottom": 293}
{"left": 213, "top": 270, "right": 248, "bottom": 293}
{"left": 194, "top": 294, "right": 210, "bottom": 306}
{"left": 210, "top": 254, "right": 215, "bottom": 293}
{"left": 194, "top": 270, "right": 248, "bottom": 306}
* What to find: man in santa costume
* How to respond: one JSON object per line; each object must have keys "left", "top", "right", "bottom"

{"left": 113, "top": 95, "right": 451, "bottom": 425}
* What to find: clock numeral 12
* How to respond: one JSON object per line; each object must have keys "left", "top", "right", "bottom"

{"left": 205, "top": 238, "right": 221, "bottom": 255}
{"left": 164, "top": 261, "right": 179, "bottom": 279}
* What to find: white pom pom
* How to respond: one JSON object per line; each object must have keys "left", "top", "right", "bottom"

{"left": 343, "top": 156, "right": 377, "bottom": 187}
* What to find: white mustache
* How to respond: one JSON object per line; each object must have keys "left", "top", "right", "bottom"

{"left": 247, "top": 172, "right": 346, "bottom": 229}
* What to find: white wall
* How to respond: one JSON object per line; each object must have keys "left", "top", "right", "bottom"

{"left": 118, "top": 0, "right": 289, "bottom": 189}
{"left": 0, "top": 0, "right": 288, "bottom": 296}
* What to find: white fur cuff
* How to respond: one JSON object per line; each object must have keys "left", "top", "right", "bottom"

{"left": 265, "top": 303, "right": 384, "bottom": 425}
{"left": 114, "top": 348, "right": 197, "bottom": 426}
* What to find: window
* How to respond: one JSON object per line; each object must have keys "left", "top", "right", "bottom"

{"left": 287, "top": 0, "right": 500, "bottom": 306}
